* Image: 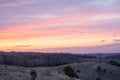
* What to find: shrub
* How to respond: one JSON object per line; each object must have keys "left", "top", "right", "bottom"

{"left": 64, "top": 66, "right": 79, "bottom": 78}
{"left": 96, "top": 77, "right": 101, "bottom": 80}
{"left": 76, "top": 70, "right": 80, "bottom": 73}
{"left": 30, "top": 70, "right": 37, "bottom": 80}
{"left": 103, "top": 69, "right": 106, "bottom": 73}
{"left": 97, "top": 66, "right": 101, "bottom": 72}
{"left": 109, "top": 60, "right": 120, "bottom": 67}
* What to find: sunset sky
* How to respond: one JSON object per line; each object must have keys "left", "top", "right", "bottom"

{"left": 0, "top": 0, "right": 120, "bottom": 53}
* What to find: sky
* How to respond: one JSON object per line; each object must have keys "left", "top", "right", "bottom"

{"left": 0, "top": 0, "right": 120, "bottom": 53}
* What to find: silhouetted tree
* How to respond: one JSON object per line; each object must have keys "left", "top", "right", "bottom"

{"left": 30, "top": 70, "right": 37, "bottom": 80}
{"left": 64, "top": 66, "right": 79, "bottom": 78}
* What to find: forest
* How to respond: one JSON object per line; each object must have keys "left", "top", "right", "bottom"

{"left": 0, "top": 51, "right": 95, "bottom": 67}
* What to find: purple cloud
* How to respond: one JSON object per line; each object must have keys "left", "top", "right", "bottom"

{"left": 114, "top": 39, "right": 120, "bottom": 42}
{"left": 100, "top": 40, "right": 105, "bottom": 43}
{"left": 0, "top": 0, "right": 38, "bottom": 7}
{"left": 36, "top": 43, "right": 120, "bottom": 53}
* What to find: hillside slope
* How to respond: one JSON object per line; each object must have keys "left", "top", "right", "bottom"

{"left": 0, "top": 62, "right": 120, "bottom": 80}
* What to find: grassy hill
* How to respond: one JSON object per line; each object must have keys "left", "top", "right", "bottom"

{"left": 0, "top": 62, "right": 120, "bottom": 80}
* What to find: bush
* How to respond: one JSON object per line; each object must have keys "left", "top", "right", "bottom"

{"left": 103, "top": 69, "right": 106, "bottom": 73}
{"left": 64, "top": 66, "right": 79, "bottom": 78}
{"left": 96, "top": 77, "right": 101, "bottom": 80}
{"left": 76, "top": 70, "right": 80, "bottom": 73}
{"left": 109, "top": 60, "right": 120, "bottom": 67}
{"left": 30, "top": 70, "right": 37, "bottom": 80}
{"left": 97, "top": 66, "right": 101, "bottom": 72}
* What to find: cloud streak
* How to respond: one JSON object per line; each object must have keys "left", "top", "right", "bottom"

{"left": 14, "top": 45, "right": 32, "bottom": 48}
{"left": 114, "top": 39, "right": 120, "bottom": 42}
{"left": 0, "top": 0, "right": 38, "bottom": 7}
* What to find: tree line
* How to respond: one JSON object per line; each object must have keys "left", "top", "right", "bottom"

{"left": 0, "top": 51, "right": 94, "bottom": 67}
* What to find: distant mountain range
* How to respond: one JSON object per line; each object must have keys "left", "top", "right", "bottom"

{"left": 37, "top": 43, "right": 120, "bottom": 54}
